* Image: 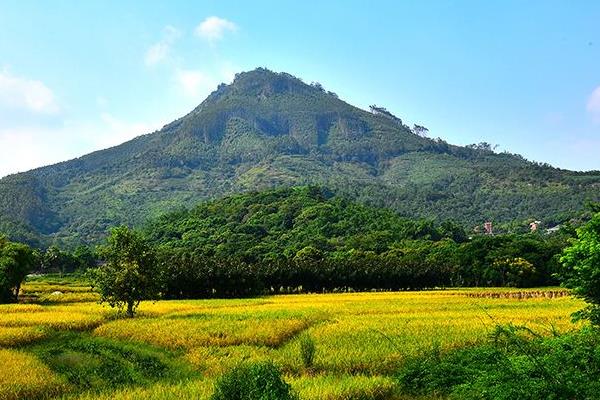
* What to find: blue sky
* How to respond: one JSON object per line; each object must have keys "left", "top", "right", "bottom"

{"left": 0, "top": 0, "right": 599, "bottom": 177}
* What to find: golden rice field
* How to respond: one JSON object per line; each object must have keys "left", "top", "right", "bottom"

{"left": 0, "top": 276, "right": 584, "bottom": 400}
{"left": 0, "top": 349, "right": 67, "bottom": 400}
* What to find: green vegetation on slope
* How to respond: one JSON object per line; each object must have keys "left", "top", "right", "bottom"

{"left": 0, "top": 68, "right": 598, "bottom": 246}
{"left": 142, "top": 186, "right": 571, "bottom": 297}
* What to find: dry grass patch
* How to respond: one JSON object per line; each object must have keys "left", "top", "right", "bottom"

{"left": 290, "top": 374, "right": 397, "bottom": 400}
{"left": 187, "top": 345, "right": 276, "bottom": 376}
{"left": 95, "top": 313, "right": 315, "bottom": 350}
{"left": 0, "top": 349, "right": 67, "bottom": 400}
{"left": 0, "top": 310, "right": 104, "bottom": 331}
{"left": 71, "top": 379, "right": 213, "bottom": 400}
{"left": 0, "top": 303, "right": 111, "bottom": 332}
{"left": 0, "top": 326, "right": 47, "bottom": 347}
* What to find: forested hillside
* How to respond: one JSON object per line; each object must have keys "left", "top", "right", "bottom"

{"left": 1, "top": 68, "right": 599, "bottom": 246}
{"left": 146, "top": 186, "right": 569, "bottom": 296}
{"left": 145, "top": 186, "right": 465, "bottom": 260}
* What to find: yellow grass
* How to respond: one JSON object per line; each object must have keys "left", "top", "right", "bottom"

{"left": 1, "top": 281, "right": 586, "bottom": 400}
{"left": 93, "top": 290, "right": 581, "bottom": 376}
{"left": 0, "top": 349, "right": 67, "bottom": 400}
{"left": 0, "top": 307, "right": 105, "bottom": 331}
{"left": 70, "top": 379, "right": 213, "bottom": 400}
{"left": 95, "top": 312, "right": 319, "bottom": 349}
{"left": 70, "top": 375, "right": 398, "bottom": 400}
{"left": 0, "top": 326, "right": 47, "bottom": 347}
{"left": 20, "top": 279, "right": 99, "bottom": 304}
{"left": 290, "top": 375, "right": 398, "bottom": 400}
{"left": 187, "top": 345, "right": 278, "bottom": 376}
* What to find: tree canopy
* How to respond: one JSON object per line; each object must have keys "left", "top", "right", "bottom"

{"left": 0, "top": 235, "right": 35, "bottom": 302}
{"left": 560, "top": 212, "right": 600, "bottom": 325}
{"left": 90, "top": 226, "right": 161, "bottom": 317}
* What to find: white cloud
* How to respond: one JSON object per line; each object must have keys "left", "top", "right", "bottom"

{"left": 0, "top": 128, "right": 70, "bottom": 177}
{"left": 587, "top": 86, "right": 600, "bottom": 123}
{"left": 98, "top": 112, "right": 163, "bottom": 148}
{"left": 0, "top": 70, "right": 59, "bottom": 114}
{"left": 195, "top": 16, "right": 237, "bottom": 44}
{"left": 0, "top": 114, "right": 166, "bottom": 178}
{"left": 96, "top": 96, "right": 108, "bottom": 108}
{"left": 145, "top": 25, "right": 181, "bottom": 66}
{"left": 175, "top": 69, "right": 217, "bottom": 98}
{"left": 219, "top": 62, "right": 238, "bottom": 84}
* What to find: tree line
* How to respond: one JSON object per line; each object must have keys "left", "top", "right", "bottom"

{"left": 158, "top": 233, "right": 566, "bottom": 299}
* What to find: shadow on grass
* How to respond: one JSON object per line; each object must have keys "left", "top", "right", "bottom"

{"left": 23, "top": 331, "right": 198, "bottom": 396}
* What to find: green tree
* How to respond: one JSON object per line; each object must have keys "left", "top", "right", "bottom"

{"left": 560, "top": 213, "right": 600, "bottom": 325}
{"left": 490, "top": 257, "right": 535, "bottom": 287}
{"left": 91, "top": 226, "right": 161, "bottom": 317}
{"left": 0, "top": 236, "right": 35, "bottom": 303}
{"left": 72, "top": 245, "right": 97, "bottom": 270}
{"left": 43, "top": 245, "right": 79, "bottom": 275}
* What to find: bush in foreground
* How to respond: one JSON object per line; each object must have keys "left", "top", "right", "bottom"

{"left": 210, "top": 362, "right": 297, "bottom": 400}
{"left": 397, "top": 326, "right": 600, "bottom": 400}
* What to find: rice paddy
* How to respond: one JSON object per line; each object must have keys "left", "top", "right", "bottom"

{"left": 0, "top": 277, "right": 584, "bottom": 400}
{"left": 0, "top": 349, "right": 67, "bottom": 400}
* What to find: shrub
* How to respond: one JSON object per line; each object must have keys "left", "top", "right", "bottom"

{"left": 396, "top": 326, "right": 600, "bottom": 400}
{"left": 397, "top": 344, "right": 509, "bottom": 397}
{"left": 299, "top": 334, "right": 316, "bottom": 370}
{"left": 210, "top": 362, "right": 297, "bottom": 400}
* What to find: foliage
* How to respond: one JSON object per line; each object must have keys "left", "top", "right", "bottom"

{"left": 41, "top": 245, "right": 96, "bottom": 274}
{"left": 0, "top": 68, "right": 598, "bottom": 247}
{"left": 559, "top": 212, "right": 600, "bottom": 325}
{"left": 210, "top": 362, "right": 297, "bottom": 400}
{"left": 0, "top": 235, "right": 34, "bottom": 302}
{"left": 90, "top": 226, "right": 160, "bottom": 317}
{"left": 147, "top": 187, "right": 570, "bottom": 297}
{"left": 397, "top": 326, "right": 600, "bottom": 400}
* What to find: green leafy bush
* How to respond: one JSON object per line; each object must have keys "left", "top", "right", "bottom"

{"left": 397, "top": 326, "right": 600, "bottom": 400}
{"left": 210, "top": 362, "right": 297, "bottom": 400}
{"left": 89, "top": 226, "right": 161, "bottom": 317}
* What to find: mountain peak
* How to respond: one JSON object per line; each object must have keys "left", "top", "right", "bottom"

{"left": 227, "top": 68, "right": 317, "bottom": 97}
{"left": 186, "top": 68, "right": 318, "bottom": 117}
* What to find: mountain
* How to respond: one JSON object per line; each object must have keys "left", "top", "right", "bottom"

{"left": 1, "top": 68, "right": 599, "bottom": 246}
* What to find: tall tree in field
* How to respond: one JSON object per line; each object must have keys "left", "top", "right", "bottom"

{"left": 0, "top": 235, "right": 35, "bottom": 303}
{"left": 560, "top": 213, "right": 600, "bottom": 325}
{"left": 92, "top": 226, "right": 161, "bottom": 317}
